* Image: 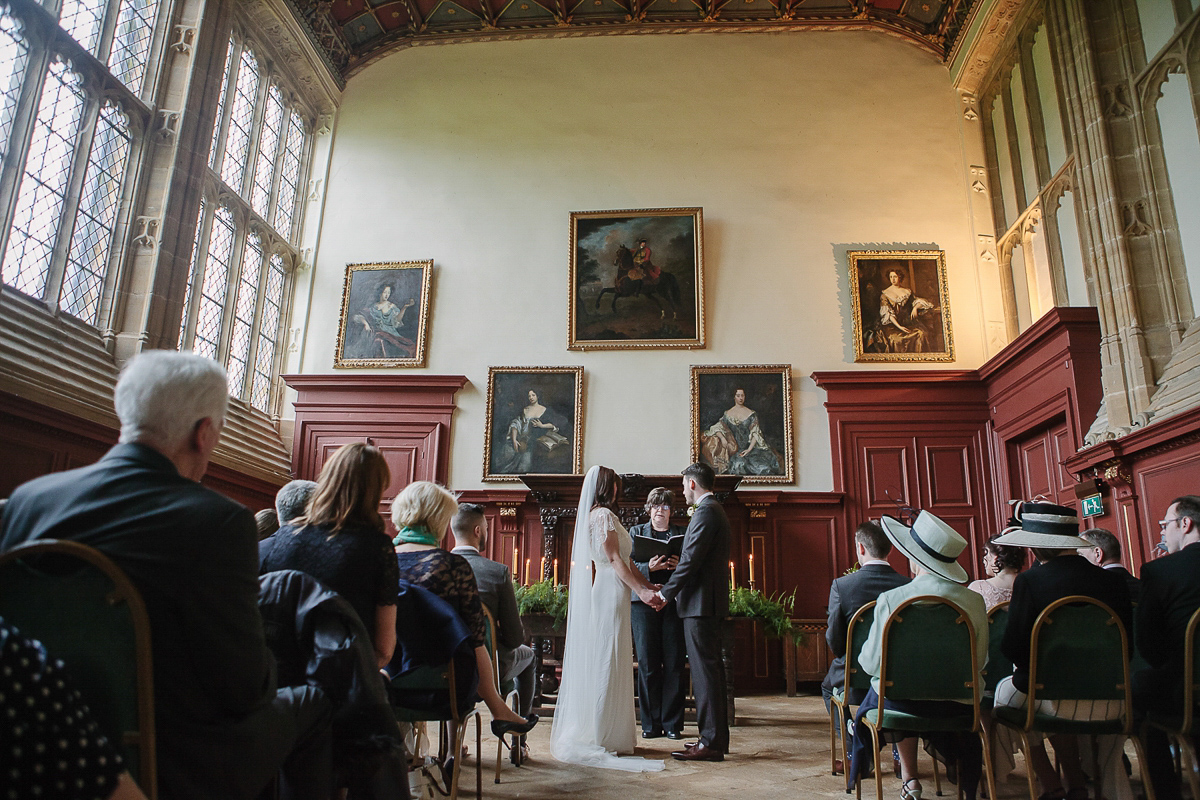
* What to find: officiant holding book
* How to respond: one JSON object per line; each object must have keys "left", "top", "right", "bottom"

{"left": 630, "top": 487, "right": 688, "bottom": 740}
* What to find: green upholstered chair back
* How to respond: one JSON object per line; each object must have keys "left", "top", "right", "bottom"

{"left": 877, "top": 595, "right": 979, "bottom": 706}
{"left": 0, "top": 540, "right": 157, "bottom": 798}
{"left": 390, "top": 662, "right": 462, "bottom": 722}
{"left": 1028, "top": 596, "right": 1126, "bottom": 704}
{"left": 985, "top": 602, "right": 1013, "bottom": 693}
{"left": 844, "top": 601, "right": 877, "bottom": 695}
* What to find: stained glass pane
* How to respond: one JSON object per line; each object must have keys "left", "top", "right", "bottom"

{"left": 273, "top": 110, "right": 305, "bottom": 241}
{"left": 178, "top": 197, "right": 206, "bottom": 349}
{"left": 208, "top": 39, "right": 234, "bottom": 171}
{"left": 251, "top": 83, "right": 284, "bottom": 218}
{"left": 251, "top": 253, "right": 285, "bottom": 411}
{"left": 61, "top": 104, "right": 132, "bottom": 324}
{"left": 220, "top": 47, "right": 259, "bottom": 195}
{"left": 226, "top": 235, "right": 263, "bottom": 398}
{"left": 0, "top": 11, "right": 29, "bottom": 164}
{"left": 59, "top": 0, "right": 104, "bottom": 55}
{"left": 191, "top": 205, "right": 235, "bottom": 360}
{"left": 1, "top": 60, "right": 85, "bottom": 300}
{"left": 108, "top": 0, "right": 159, "bottom": 94}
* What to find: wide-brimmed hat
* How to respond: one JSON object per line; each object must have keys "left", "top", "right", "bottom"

{"left": 991, "top": 501, "right": 1090, "bottom": 549}
{"left": 879, "top": 511, "right": 968, "bottom": 583}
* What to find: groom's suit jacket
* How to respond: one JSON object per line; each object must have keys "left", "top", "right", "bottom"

{"left": 659, "top": 495, "right": 731, "bottom": 619}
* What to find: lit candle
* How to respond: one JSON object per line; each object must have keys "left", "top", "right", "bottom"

{"left": 553, "top": 558, "right": 559, "bottom": 585}
{"left": 524, "top": 558, "right": 530, "bottom": 585}
{"left": 513, "top": 546, "right": 519, "bottom": 576}
{"left": 540, "top": 556, "right": 546, "bottom": 582}
{"left": 729, "top": 560, "right": 736, "bottom": 588}
{"left": 748, "top": 553, "right": 755, "bottom": 589}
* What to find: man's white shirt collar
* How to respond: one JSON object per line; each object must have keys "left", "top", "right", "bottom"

{"left": 694, "top": 491, "right": 713, "bottom": 505}
{"left": 860, "top": 558, "right": 891, "bottom": 567}
{"left": 454, "top": 545, "right": 480, "bottom": 554}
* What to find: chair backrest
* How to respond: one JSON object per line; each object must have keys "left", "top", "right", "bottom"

{"left": 1025, "top": 595, "right": 1130, "bottom": 730}
{"left": 390, "top": 661, "right": 463, "bottom": 722}
{"left": 0, "top": 540, "right": 156, "bottom": 798}
{"left": 1181, "top": 606, "right": 1200, "bottom": 732}
{"left": 985, "top": 601, "right": 1013, "bottom": 693}
{"left": 482, "top": 605, "right": 502, "bottom": 684}
{"left": 842, "top": 601, "right": 877, "bottom": 695}
{"left": 877, "top": 595, "right": 981, "bottom": 723}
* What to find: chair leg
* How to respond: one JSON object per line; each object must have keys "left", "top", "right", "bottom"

{"left": 1177, "top": 733, "right": 1200, "bottom": 800}
{"left": 832, "top": 703, "right": 843, "bottom": 775}
{"left": 1014, "top": 730, "right": 1038, "bottom": 800}
{"left": 869, "top": 723, "right": 885, "bottom": 800}
{"left": 448, "top": 718, "right": 470, "bottom": 800}
{"left": 932, "top": 747, "right": 943, "bottom": 797}
{"left": 979, "top": 730, "right": 998, "bottom": 800}
{"left": 1129, "top": 734, "right": 1158, "bottom": 800}
{"left": 475, "top": 715, "right": 482, "bottom": 800}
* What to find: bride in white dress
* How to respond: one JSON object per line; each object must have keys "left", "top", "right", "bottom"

{"left": 550, "top": 465, "right": 666, "bottom": 772}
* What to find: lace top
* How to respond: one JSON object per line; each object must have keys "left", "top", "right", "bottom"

{"left": 588, "top": 507, "right": 630, "bottom": 566}
{"left": 395, "top": 549, "right": 487, "bottom": 648}
{"left": 968, "top": 579, "right": 1012, "bottom": 611}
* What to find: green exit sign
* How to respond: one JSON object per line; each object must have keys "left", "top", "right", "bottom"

{"left": 1081, "top": 494, "right": 1104, "bottom": 517}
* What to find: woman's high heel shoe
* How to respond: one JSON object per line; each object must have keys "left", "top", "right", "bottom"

{"left": 901, "top": 779, "right": 923, "bottom": 800}
{"left": 491, "top": 713, "right": 539, "bottom": 737}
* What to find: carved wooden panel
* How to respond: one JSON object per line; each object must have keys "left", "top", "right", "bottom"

{"left": 926, "top": 445, "right": 972, "bottom": 506}
{"left": 864, "top": 445, "right": 910, "bottom": 510}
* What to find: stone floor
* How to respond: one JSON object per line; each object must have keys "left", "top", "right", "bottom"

{"left": 444, "top": 694, "right": 1131, "bottom": 800}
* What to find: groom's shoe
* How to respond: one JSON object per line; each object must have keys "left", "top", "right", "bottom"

{"left": 666, "top": 731, "right": 685, "bottom": 740}
{"left": 641, "top": 730, "right": 665, "bottom": 739}
{"left": 671, "top": 743, "right": 724, "bottom": 762}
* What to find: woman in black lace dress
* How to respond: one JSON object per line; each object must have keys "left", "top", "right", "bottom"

{"left": 260, "top": 442, "right": 398, "bottom": 667}
{"left": 391, "top": 481, "right": 536, "bottom": 734}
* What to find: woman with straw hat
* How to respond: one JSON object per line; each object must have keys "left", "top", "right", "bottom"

{"left": 847, "top": 510, "right": 989, "bottom": 800}
{"left": 992, "top": 501, "right": 1134, "bottom": 800}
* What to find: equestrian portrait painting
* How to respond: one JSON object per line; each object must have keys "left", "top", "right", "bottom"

{"left": 847, "top": 250, "right": 954, "bottom": 363}
{"left": 691, "top": 365, "right": 794, "bottom": 484}
{"left": 334, "top": 260, "right": 433, "bottom": 368}
{"left": 568, "top": 208, "right": 705, "bottom": 350}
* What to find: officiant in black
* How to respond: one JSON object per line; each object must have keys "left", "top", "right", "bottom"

{"left": 630, "top": 487, "right": 688, "bottom": 739}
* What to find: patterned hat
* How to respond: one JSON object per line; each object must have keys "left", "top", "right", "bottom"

{"left": 991, "top": 500, "right": 1090, "bottom": 549}
{"left": 879, "top": 510, "right": 968, "bottom": 583}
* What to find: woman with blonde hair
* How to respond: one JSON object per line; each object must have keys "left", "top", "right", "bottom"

{"left": 392, "top": 481, "right": 536, "bottom": 736}
{"left": 260, "top": 442, "right": 398, "bottom": 667}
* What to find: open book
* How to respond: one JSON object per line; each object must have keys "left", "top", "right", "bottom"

{"left": 632, "top": 533, "right": 685, "bottom": 563}
{"left": 537, "top": 431, "right": 569, "bottom": 452}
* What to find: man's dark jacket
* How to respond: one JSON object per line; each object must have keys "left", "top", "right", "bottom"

{"left": 1001, "top": 553, "right": 1132, "bottom": 693}
{"left": 822, "top": 563, "right": 910, "bottom": 696}
{"left": 1136, "top": 542, "right": 1200, "bottom": 682}
{"left": 658, "top": 496, "right": 731, "bottom": 618}
{"left": 0, "top": 443, "right": 280, "bottom": 796}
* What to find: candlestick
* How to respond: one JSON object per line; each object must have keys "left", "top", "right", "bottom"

{"left": 524, "top": 558, "right": 530, "bottom": 585}
{"left": 553, "top": 558, "right": 559, "bottom": 585}
{"left": 748, "top": 553, "right": 755, "bottom": 590}
{"left": 729, "top": 560, "right": 736, "bottom": 588}
{"left": 513, "top": 546, "right": 519, "bottom": 577}
{"left": 540, "top": 556, "right": 546, "bottom": 582}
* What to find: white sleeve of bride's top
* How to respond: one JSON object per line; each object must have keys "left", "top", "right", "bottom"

{"left": 589, "top": 508, "right": 616, "bottom": 552}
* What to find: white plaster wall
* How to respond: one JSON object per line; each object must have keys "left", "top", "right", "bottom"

{"left": 298, "top": 32, "right": 982, "bottom": 491}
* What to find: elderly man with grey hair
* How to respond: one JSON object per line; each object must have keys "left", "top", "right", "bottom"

{"left": 0, "top": 351, "right": 333, "bottom": 800}
{"left": 1078, "top": 526, "right": 1141, "bottom": 604}
{"left": 276, "top": 479, "right": 318, "bottom": 525}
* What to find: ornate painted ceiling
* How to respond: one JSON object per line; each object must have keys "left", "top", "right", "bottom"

{"left": 284, "top": 0, "right": 979, "bottom": 82}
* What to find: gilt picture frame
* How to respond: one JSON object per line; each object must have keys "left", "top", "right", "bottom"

{"left": 848, "top": 250, "right": 953, "bottom": 363}
{"left": 690, "top": 365, "right": 794, "bottom": 485}
{"left": 334, "top": 260, "right": 433, "bottom": 368}
{"left": 483, "top": 366, "right": 585, "bottom": 482}
{"left": 568, "top": 207, "right": 705, "bottom": 350}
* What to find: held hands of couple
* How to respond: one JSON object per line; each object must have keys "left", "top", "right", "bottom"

{"left": 640, "top": 584, "right": 667, "bottom": 611}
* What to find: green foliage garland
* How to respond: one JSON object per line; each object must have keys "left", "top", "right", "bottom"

{"left": 728, "top": 586, "right": 800, "bottom": 640}
{"left": 514, "top": 580, "right": 569, "bottom": 627}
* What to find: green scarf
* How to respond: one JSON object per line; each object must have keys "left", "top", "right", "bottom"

{"left": 392, "top": 525, "right": 440, "bottom": 547}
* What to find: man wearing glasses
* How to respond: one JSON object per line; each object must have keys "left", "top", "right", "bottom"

{"left": 1135, "top": 496, "right": 1200, "bottom": 800}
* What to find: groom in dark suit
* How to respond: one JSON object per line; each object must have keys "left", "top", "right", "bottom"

{"left": 656, "top": 462, "right": 731, "bottom": 762}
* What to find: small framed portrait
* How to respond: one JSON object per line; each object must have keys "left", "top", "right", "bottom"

{"left": 568, "top": 207, "right": 705, "bottom": 350}
{"left": 483, "top": 366, "right": 584, "bottom": 482}
{"left": 848, "top": 250, "right": 954, "bottom": 362}
{"left": 334, "top": 261, "right": 433, "bottom": 368}
{"left": 690, "top": 365, "right": 794, "bottom": 484}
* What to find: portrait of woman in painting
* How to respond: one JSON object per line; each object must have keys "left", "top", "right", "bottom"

{"left": 501, "top": 388, "right": 571, "bottom": 474}
{"left": 700, "top": 388, "right": 782, "bottom": 477}
{"left": 869, "top": 267, "right": 938, "bottom": 353}
{"left": 349, "top": 281, "right": 417, "bottom": 359}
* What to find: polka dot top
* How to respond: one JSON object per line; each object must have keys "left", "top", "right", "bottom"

{"left": 1, "top": 617, "right": 126, "bottom": 800}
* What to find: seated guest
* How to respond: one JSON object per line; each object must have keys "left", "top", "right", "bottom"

{"left": 449, "top": 503, "right": 536, "bottom": 755}
{"left": 822, "top": 521, "right": 910, "bottom": 714}
{"left": 260, "top": 442, "right": 398, "bottom": 668}
{"left": 392, "top": 481, "right": 537, "bottom": 738}
{"left": 1078, "top": 527, "right": 1141, "bottom": 604}
{"left": 277, "top": 479, "right": 318, "bottom": 525}
{"left": 968, "top": 534, "right": 1025, "bottom": 610}
{"left": 629, "top": 487, "right": 689, "bottom": 740}
{"left": 848, "top": 511, "right": 989, "bottom": 800}
{"left": 991, "top": 501, "right": 1132, "bottom": 800}
{"left": 0, "top": 351, "right": 331, "bottom": 800}
{"left": 1135, "top": 495, "right": 1200, "bottom": 800}
{"left": 256, "top": 508, "right": 280, "bottom": 539}
{"left": 3, "top": 617, "right": 149, "bottom": 800}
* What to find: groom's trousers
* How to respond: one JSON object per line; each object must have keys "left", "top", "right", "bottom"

{"left": 683, "top": 615, "right": 729, "bottom": 753}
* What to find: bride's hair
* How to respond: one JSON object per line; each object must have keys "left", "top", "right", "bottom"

{"left": 591, "top": 466, "right": 621, "bottom": 513}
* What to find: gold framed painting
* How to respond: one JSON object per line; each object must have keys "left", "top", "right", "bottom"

{"left": 334, "top": 260, "right": 433, "bottom": 368}
{"left": 568, "top": 207, "right": 705, "bottom": 350}
{"left": 483, "top": 366, "right": 584, "bottom": 482}
{"left": 848, "top": 250, "right": 954, "bottom": 362}
{"left": 690, "top": 365, "right": 794, "bottom": 485}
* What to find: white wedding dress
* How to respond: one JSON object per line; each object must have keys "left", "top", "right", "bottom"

{"left": 550, "top": 467, "right": 665, "bottom": 772}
